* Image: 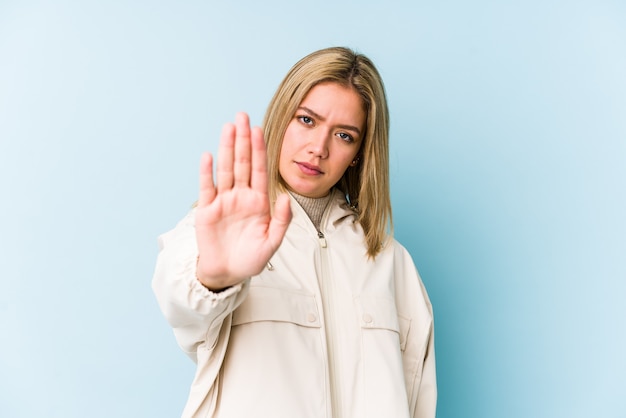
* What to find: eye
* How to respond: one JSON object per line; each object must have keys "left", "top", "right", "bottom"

{"left": 337, "top": 132, "right": 354, "bottom": 143}
{"left": 298, "top": 115, "right": 314, "bottom": 125}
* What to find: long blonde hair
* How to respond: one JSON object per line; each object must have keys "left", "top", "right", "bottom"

{"left": 263, "top": 47, "right": 392, "bottom": 258}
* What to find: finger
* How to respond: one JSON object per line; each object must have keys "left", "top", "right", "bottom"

{"left": 198, "top": 152, "right": 216, "bottom": 207}
{"left": 217, "top": 122, "right": 235, "bottom": 192}
{"left": 250, "top": 126, "right": 268, "bottom": 194}
{"left": 233, "top": 112, "right": 252, "bottom": 187}
{"left": 267, "top": 193, "right": 292, "bottom": 250}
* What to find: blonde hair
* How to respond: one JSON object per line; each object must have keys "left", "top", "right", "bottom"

{"left": 263, "top": 47, "right": 392, "bottom": 258}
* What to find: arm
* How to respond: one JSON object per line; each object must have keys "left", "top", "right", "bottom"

{"left": 152, "top": 112, "right": 292, "bottom": 361}
{"left": 395, "top": 244, "right": 437, "bottom": 418}
{"left": 152, "top": 209, "right": 250, "bottom": 362}
{"left": 412, "top": 318, "right": 437, "bottom": 418}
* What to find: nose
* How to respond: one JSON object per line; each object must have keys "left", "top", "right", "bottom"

{"left": 307, "top": 129, "right": 330, "bottom": 159}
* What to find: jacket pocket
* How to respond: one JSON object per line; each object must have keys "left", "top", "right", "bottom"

{"left": 356, "top": 295, "right": 399, "bottom": 330}
{"left": 356, "top": 296, "right": 411, "bottom": 351}
{"left": 232, "top": 286, "right": 321, "bottom": 328}
{"left": 221, "top": 286, "right": 326, "bottom": 417}
{"left": 357, "top": 296, "right": 412, "bottom": 417}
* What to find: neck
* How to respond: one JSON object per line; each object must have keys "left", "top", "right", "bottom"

{"left": 289, "top": 190, "right": 333, "bottom": 230}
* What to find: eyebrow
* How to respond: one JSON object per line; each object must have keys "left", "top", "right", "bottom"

{"left": 297, "top": 106, "right": 362, "bottom": 137}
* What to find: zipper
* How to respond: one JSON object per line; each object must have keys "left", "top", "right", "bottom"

{"left": 317, "top": 228, "right": 342, "bottom": 417}
{"left": 317, "top": 230, "right": 327, "bottom": 248}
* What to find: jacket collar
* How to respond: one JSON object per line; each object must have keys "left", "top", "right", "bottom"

{"left": 287, "top": 188, "right": 357, "bottom": 234}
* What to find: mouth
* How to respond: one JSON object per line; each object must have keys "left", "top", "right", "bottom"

{"left": 296, "top": 161, "right": 324, "bottom": 175}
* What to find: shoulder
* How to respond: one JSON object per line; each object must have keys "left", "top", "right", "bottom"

{"left": 376, "top": 237, "right": 416, "bottom": 268}
{"left": 157, "top": 209, "right": 196, "bottom": 251}
{"left": 385, "top": 238, "right": 434, "bottom": 313}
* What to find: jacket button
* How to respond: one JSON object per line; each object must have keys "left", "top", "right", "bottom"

{"left": 362, "top": 313, "right": 373, "bottom": 324}
{"left": 307, "top": 313, "right": 317, "bottom": 323}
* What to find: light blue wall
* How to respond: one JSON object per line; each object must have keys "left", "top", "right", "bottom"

{"left": 1, "top": 1, "right": 624, "bottom": 417}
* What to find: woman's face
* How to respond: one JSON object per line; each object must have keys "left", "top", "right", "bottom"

{"left": 279, "top": 82, "right": 366, "bottom": 198}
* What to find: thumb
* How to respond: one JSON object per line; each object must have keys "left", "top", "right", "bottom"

{"left": 267, "top": 193, "right": 292, "bottom": 250}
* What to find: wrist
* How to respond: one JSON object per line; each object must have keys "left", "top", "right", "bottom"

{"left": 195, "top": 256, "right": 230, "bottom": 292}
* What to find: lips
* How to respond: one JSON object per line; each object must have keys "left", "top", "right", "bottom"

{"left": 296, "top": 161, "right": 324, "bottom": 175}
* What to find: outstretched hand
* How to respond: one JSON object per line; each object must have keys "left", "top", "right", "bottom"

{"left": 195, "top": 112, "right": 292, "bottom": 290}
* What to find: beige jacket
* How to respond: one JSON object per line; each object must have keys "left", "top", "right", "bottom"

{"left": 152, "top": 191, "right": 436, "bottom": 418}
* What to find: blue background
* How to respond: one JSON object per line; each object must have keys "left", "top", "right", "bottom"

{"left": 1, "top": 1, "right": 624, "bottom": 417}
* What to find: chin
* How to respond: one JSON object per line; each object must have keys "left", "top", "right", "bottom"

{"left": 288, "top": 185, "right": 321, "bottom": 198}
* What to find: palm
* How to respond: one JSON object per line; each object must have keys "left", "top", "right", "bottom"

{"left": 196, "top": 187, "right": 276, "bottom": 278}
{"left": 195, "top": 113, "right": 291, "bottom": 289}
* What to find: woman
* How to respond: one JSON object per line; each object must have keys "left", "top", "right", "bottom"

{"left": 153, "top": 47, "right": 436, "bottom": 418}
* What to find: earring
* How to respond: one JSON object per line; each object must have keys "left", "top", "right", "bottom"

{"left": 350, "top": 157, "right": 359, "bottom": 167}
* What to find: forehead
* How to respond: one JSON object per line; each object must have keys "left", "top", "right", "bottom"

{"left": 302, "top": 81, "right": 362, "bottom": 104}
{"left": 299, "top": 82, "right": 366, "bottom": 123}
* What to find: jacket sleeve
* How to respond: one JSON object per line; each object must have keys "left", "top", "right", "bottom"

{"left": 412, "top": 310, "right": 437, "bottom": 418}
{"left": 395, "top": 244, "right": 437, "bottom": 418}
{"left": 151, "top": 210, "right": 250, "bottom": 363}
